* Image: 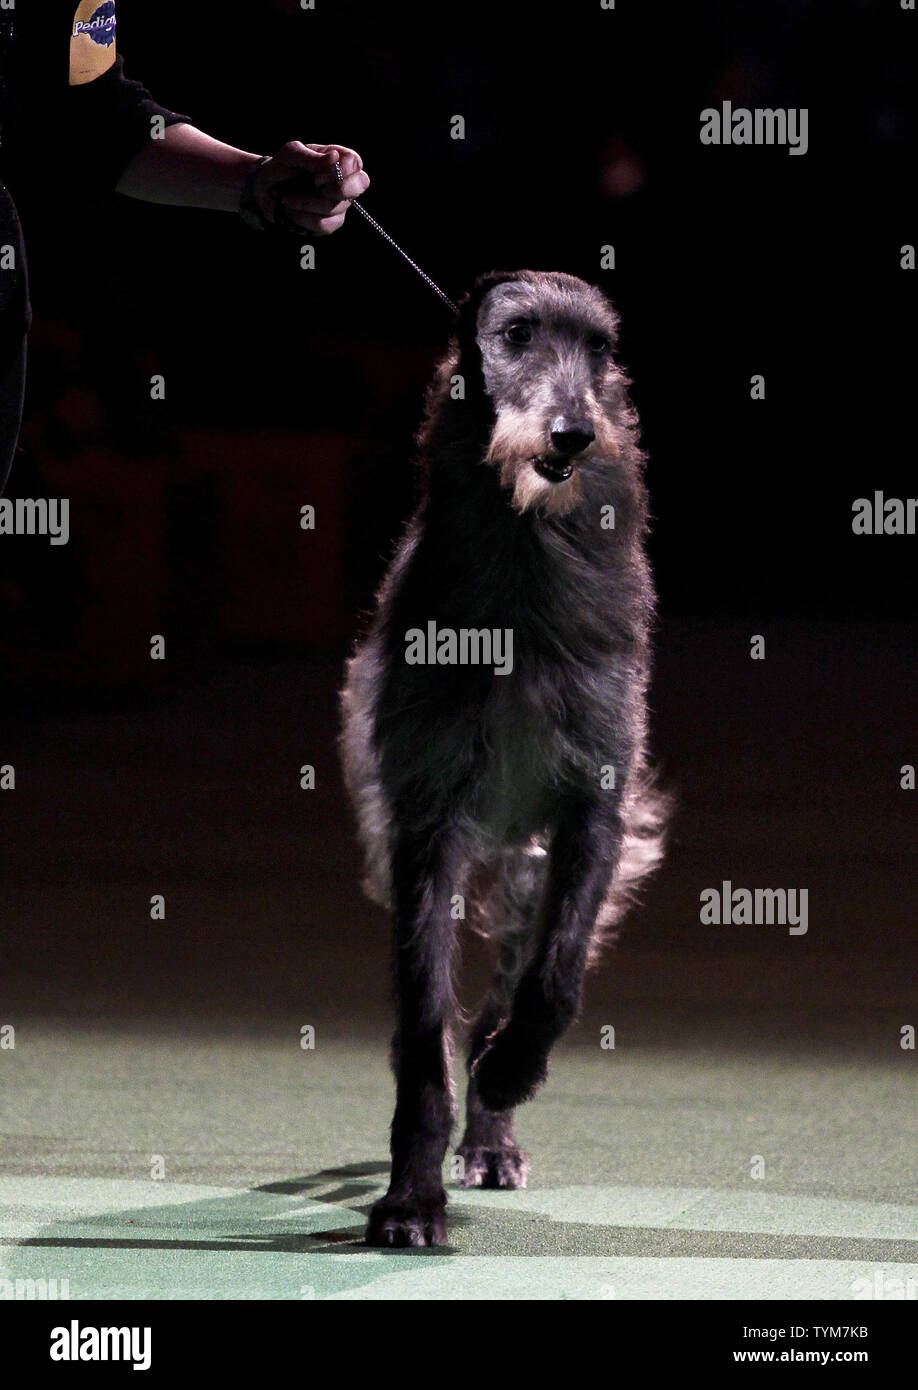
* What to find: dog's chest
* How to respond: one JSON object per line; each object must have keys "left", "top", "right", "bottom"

{"left": 473, "top": 682, "right": 561, "bottom": 838}
{"left": 470, "top": 647, "right": 615, "bottom": 839}
{"left": 379, "top": 511, "right": 640, "bottom": 833}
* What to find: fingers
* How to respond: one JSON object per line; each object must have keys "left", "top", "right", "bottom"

{"left": 279, "top": 140, "right": 360, "bottom": 176}
{"left": 270, "top": 196, "right": 351, "bottom": 235}
{"left": 278, "top": 191, "right": 349, "bottom": 217}
{"left": 257, "top": 140, "right": 370, "bottom": 234}
{"left": 299, "top": 141, "right": 370, "bottom": 198}
{"left": 311, "top": 212, "right": 348, "bottom": 237}
{"left": 276, "top": 139, "right": 336, "bottom": 168}
{"left": 339, "top": 167, "right": 371, "bottom": 199}
{"left": 314, "top": 156, "right": 369, "bottom": 200}
{"left": 282, "top": 199, "right": 350, "bottom": 223}
{"left": 306, "top": 142, "right": 364, "bottom": 172}
{"left": 287, "top": 209, "right": 348, "bottom": 237}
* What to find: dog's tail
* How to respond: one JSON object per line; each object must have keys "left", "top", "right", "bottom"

{"left": 594, "top": 770, "right": 672, "bottom": 947}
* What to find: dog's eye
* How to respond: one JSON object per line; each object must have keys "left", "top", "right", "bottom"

{"left": 505, "top": 322, "right": 532, "bottom": 345}
{"left": 587, "top": 333, "right": 610, "bottom": 355}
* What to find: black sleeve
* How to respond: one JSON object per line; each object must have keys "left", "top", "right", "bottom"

{"left": 67, "top": 52, "right": 192, "bottom": 190}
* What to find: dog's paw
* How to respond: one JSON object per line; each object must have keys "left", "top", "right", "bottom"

{"left": 473, "top": 1032, "right": 549, "bottom": 1112}
{"left": 365, "top": 1190, "right": 447, "bottom": 1248}
{"left": 455, "top": 1143, "right": 530, "bottom": 1189}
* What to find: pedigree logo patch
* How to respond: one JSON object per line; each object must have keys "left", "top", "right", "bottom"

{"left": 69, "top": 1, "right": 117, "bottom": 86}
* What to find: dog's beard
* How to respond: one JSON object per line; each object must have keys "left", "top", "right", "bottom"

{"left": 484, "top": 405, "right": 620, "bottom": 516}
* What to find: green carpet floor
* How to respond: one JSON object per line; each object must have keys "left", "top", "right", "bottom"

{"left": 3, "top": 639, "right": 916, "bottom": 1298}
{"left": 2, "top": 1024, "right": 916, "bottom": 1299}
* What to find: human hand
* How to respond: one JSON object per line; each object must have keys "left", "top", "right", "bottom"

{"left": 245, "top": 141, "right": 369, "bottom": 235}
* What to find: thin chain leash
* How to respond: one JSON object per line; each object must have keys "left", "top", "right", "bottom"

{"left": 335, "top": 161, "right": 457, "bottom": 315}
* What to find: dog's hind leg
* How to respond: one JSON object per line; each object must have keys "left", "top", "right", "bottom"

{"left": 365, "top": 828, "right": 462, "bottom": 1248}
{"left": 473, "top": 799, "right": 623, "bottom": 1113}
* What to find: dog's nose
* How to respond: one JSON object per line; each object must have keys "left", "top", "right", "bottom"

{"left": 550, "top": 418, "right": 595, "bottom": 456}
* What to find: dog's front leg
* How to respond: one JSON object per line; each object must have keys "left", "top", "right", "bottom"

{"left": 457, "top": 934, "right": 533, "bottom": 1188}
{"left": 366, "top": 830, "right": 460, "bottom": 1247}
{"left": 473, "top": 801, "right": 622, "bottom": 1113}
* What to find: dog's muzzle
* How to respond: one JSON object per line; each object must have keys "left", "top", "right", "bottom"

{"left": 532, "top": 456, "right": 575, "bottom": 483}
{"left": 532, "top": 417, "right": 595, "bottom": 482}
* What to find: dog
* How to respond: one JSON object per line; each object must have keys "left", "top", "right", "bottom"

{"left": 340, "top": 269, "right": 668, "bottom": 1247}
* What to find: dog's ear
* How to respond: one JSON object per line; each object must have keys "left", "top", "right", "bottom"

{"left": 453, "top": 270, "right": 524, "bottom": 342}
{"left": 450, "top": 269, "right": 525, "bottom": 399}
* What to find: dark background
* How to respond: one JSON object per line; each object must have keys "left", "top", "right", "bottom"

{"left": 1, "top": 1, "right": 915, "bottom": 1037}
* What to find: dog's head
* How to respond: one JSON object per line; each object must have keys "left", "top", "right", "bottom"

{"left": 449, "top": 269, "right": 634, "bottom": 515}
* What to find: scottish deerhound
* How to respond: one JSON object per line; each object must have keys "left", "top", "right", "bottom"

{"left": 340, "top": 269, "right": 667, "bottom": 1247}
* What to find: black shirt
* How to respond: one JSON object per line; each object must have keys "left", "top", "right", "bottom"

{"left": 1, "top": 1, "right": 191, "bottom": 193}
